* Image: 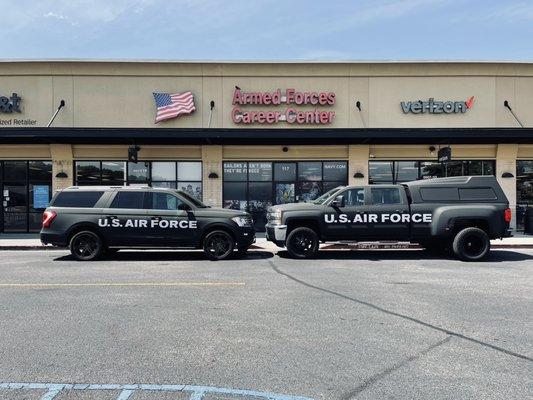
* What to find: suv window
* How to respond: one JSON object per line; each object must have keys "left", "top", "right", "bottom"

{"left": 371, "top": 188, "right": 402, "bottom": 205}
{"left": 51, "top": 191, "right": 104, "bottom": 208}
{"left": 110, "top": 191, "right": 145, "bottom": 209}
{"left": 458, "top": 188, "right": 497, "bottom": 200}
{"left": 149, "top": 192, "right": 189, "bottom": 210}
{"left": 420, "top": 187, "right": 459, "bottom": 201}
{"left": 341, "top": 188, "right": 365, "bottom": 206}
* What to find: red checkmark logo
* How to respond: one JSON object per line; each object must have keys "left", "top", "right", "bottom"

{"left": 465, "top": 96, "right": 475, "bottom": 109}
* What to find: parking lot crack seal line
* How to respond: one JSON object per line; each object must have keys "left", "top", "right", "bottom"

{"left": 341, "top": 336, "right": 453, "bottom": 399}
{"left": 267, "top": 259, "right": 533, "bottom": 363}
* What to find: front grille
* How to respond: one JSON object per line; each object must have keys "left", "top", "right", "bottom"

{"left": 243, "top": 215, "right": 254, "bottom": 225}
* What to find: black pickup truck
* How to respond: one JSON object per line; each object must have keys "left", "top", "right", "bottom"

{"left": 266, "top": 176, "right": 512, "bottom": 261}
{"left": 41, "top": 186, "right": 255, "bottom": 261}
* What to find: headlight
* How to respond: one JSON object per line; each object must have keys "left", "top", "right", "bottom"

{"left": 267, "top": 209, "right": 282, "bottom": 225}
{"left": 232, "top": 215, "right": 253, "bottom": 227}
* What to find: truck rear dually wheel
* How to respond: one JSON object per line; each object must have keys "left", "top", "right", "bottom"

{"left": 452, "top": 227, "right": 490, "bottom": 261}
{"left": 69, "top": 230, "right": 104, "bottom": 261}
{"left": 286, "top": 227, "right": 319, "bottom": 259}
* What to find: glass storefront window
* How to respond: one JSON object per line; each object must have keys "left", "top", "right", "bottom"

{"left": 178, "top": 162, "right": 202, "bottom": 181}
{"left": 4, "top": 161, "right": 27, "bottom": 182}
{"left": 395, "top": 161, "right": 419, "bottom": 183}
{"left": 101, "top": 161, "right": 125, "bottom": 183}
{"left": 1, "top": 161, "right": 54, "bottom": 233}
{"left": 29, "top": 161, "right": 52, "bottom": 181}
{"left": 152, "top": 162, "right": 176, "bottom": 181}
{"left": 76, "top": 161, "right": 101, "bottom": 184}
{"left": 223, "top": 162, "right": 248, "bottom": 181}
{"left": 128, "top": 162, "right": 150, "bottom": 182}
{"left": 419, "top": 162, "right": 443, "bottom": 179}
{"left": 223, "top": 161, "right": 348, "bottom": 231}
{"left": 274, "top": 163, "right": 296, "bottom": 181}
{"left": 178, "top": 182, "right": 202, "bottom": 200}
{"left": 223, "top": 182, "right": 247, "bottom": 210}
{"left": 298, "top": 162, "right": 322, "bottom": 181}
{"left": 446, "top": 161, "right": 463, "bottom": 177}
{"left": 298, "top": 181, "right": 322, "bottom": 202}
{"left": 275, "top": 183, "right": 295, "bottom": 204}
{"left": 369, "top": 161, "right": 394, "bottom": 183}
{"left": 248, "top": 162, "right": 272, "bottom": 181}
{"left": 370, "top": 160, "right": 495, "bottom": 185}
{"left": 323, "top": 161, "right": 348, "bottom": 181}
{"left": 74, "top": 161, "right": 203, "bottom": 200}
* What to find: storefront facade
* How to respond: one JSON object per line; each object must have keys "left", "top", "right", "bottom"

{"left": 0, "top": 61, "right": 532, "bottom": 232}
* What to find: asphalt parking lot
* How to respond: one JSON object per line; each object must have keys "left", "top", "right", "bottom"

{"left": 0, "top": 249, "right": 531, "bottom": 400}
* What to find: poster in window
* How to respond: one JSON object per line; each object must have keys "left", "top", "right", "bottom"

{"left": 275, "top": 183, "right": 295, "bottom": 204}
{"left": 33, "top": 185, "right": 50, "bottom": 209}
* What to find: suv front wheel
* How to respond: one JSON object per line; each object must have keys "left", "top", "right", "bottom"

{"left": 203, "top": 230, "right": 235, "bottom": 260}
{"left": 286, "top": 227, "right": 319, "bottom": 259}
{"left": 452, "top": 227, "right": 490, "bottom": 261}
{"left": 69, "top": 230, "right": 104, "bottom": 261}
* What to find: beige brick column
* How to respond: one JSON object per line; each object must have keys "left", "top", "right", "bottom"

{"left": 202, "top": 145, "right": 223, "bottom": 207}
{"left": 50, "top": 144, "right": 73, "bottom": 192}
{"left": 496, "top": 144, "right": 518, "bottom": 229}
{"left": 348, "top": 145, "right": 369, "bottom": 186}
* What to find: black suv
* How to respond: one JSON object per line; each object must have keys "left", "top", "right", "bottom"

{"left": 41, "top": 186, "right": 255, "bottom": 261}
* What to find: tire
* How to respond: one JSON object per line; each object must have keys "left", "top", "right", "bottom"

{"left": 69, "top": 230, "right": 104, "bottom": 261}
{"left": 452, "top": 227, "right": 490, "bottom": 261}
{"left": 203, "top": 230, "right": 235, "bottom": 261}
{"left": 286, "top": 227, "right": 319, "bottom": 259}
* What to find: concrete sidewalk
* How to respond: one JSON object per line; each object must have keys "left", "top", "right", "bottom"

{"left": 1, "top": 232, "right": 533, "bottom": 251}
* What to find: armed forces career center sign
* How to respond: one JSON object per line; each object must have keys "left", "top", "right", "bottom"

{"left": 231, "top": 88, "right": 336, "bottom": 125}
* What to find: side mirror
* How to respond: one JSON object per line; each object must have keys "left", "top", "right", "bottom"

{"left": 331, "top": 195, "right": 345, "bottom": 208}
{"left": 178, "top": 203, "right": 191, "bottom": 211}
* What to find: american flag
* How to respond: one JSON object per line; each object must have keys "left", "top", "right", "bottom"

{"left": 153, "top": 92, "right": 195, "bottom": 123}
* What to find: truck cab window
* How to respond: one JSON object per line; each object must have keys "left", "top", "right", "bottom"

{"left": 371, "top": 188, "right": 402, "bottom": 205}
{"left": 342, "top": 188, "right": 365, "bottom": 206}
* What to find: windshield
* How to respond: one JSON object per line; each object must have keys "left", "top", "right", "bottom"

{"left": 310, "top": 186, "right": 345, "bottom": 204}
{"left": 176, "top": 190, "right": 208, "bottom": 208}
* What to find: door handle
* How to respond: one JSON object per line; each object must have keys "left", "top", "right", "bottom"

{"left": 395, "top": 209, "right": 406, "bottom": 213}
{"left": 151, "top": 216, "right": 162, "bottom": 221}
{"left": 107, "top": 215, "right": 118, "bottom": 220}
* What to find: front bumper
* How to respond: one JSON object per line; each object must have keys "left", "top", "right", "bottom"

{"left": 235, "top": 227, "right": 256, "bottom": 248}
{"left": 265, "top": 223, "right": 287, "bottom": 247}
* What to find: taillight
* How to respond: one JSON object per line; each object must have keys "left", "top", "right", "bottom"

{"left": 504, "top": 208, "right": 512, "bottom": 223}
{"left": 42, "top": 211, "right": 57, "bottom": 228}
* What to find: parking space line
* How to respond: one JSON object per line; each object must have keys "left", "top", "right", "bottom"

{"left": 0, "top": 282, "right": 246, "bottom": 288}
{"left": 116, "top": 389, "right": 135, "bottom": 399}
{"left": 0, "top": 382, "right": 314, "bottom": 400}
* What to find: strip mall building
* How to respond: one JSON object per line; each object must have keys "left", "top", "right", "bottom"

{"left": 0, "top": 60, "right": 532, "bottom": 233}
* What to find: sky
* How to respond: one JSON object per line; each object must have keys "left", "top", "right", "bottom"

{"left": 2, "top": 0, "right": 533, "bottom": 61}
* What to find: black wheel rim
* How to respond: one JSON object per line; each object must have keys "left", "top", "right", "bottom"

{"left": 206, "top": 234, "right": 232, "bottom": 258}
{"left": 462, "top": 234, "right": 485, "bottom": 257}
{"left": 289, "top": 231, "right": 315, "bottom": 256}
{"left": 72, "top": 234, "right": 99, "bottom": 259}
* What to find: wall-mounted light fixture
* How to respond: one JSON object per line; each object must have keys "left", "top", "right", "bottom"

{"left": 353, "top": 172, "right": 365, "bottom": 179}
{"left": 501, "top": 172, "right": 514, "bottom": 178}
{"left": 55, "top": 171, "right": 68, "bottom": 178}
{"left": 282, "top": 146, "right": 289, "bottom": 152}
{"left": 208, "top": 172, "right": 219, "bottom": 179}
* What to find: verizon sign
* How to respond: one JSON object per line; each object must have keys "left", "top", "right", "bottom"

{"left": 401, "top": 96, "right": 475, "bottom": 114}
{"left": 231, "top": 88, "right": 336, "bottom": 125}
